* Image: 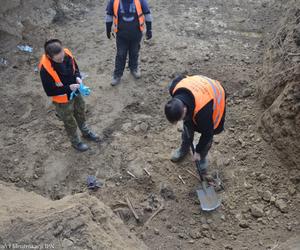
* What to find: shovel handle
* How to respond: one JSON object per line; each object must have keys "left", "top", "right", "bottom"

{"left": 183, "top": 125, "right": 204, "bottom": 181}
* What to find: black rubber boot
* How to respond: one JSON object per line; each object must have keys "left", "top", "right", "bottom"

{"left": 72, "top": 142, "right": 89, "bottom": 152}
{"left": 170, "top": 147, "right": 189, "bottom": 162}
{"left": 130, "top": 68, "right": 141, "bottom": 79}
{"left": 83, "top": 131, "right": 100, "bottom": 142}
{"left": 111, "top": 76, "right": 121, "bottom": 86}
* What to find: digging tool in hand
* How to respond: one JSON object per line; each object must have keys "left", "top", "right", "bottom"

{"left": 184, "top": 126, "right": 221, "bottom": 211}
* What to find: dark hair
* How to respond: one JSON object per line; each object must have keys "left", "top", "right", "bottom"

{"left": 172, "top": 75, "right": 186, "bottom": 85}
{"left": 44, "top": 39, "right": 63, "bottom": 58}
{"left": 165, "top": 98, "right": 184, "bottom": 123}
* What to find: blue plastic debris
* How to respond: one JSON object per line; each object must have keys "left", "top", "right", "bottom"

{"left": 87, "top": 175, "right": 102, "bottom": 190}
{"left": 17, "top": 45, "right": 33, "bottom": 53}
{"left": 81, "top": 72, "right": 89, "bottom": 80}
{"left": 70, "top": 82, "right": 91, "bottom": 100}
{"left": 0, "top": 58, "right": 7, "bottom": 66}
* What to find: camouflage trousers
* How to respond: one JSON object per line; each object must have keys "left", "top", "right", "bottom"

{"left": 54, "top": 94, "right": 90, "bottom": 145}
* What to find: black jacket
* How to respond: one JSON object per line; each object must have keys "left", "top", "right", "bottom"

{"left": 169, "top": 79, "right": 219, "bottom": 154}
{"left": 40, "top": 54, "right": 81, "bottom": 100}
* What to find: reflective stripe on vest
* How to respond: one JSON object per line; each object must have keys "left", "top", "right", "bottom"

{"left": 172, "top": 75, "right": 225, "bottom": 129}
{"left": 113, "top": 0, "right": 145, "bottom": 33}
{"left": 39, "top": 48, "right": 75, "bottom": 104}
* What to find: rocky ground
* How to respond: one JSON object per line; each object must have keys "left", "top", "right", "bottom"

{"left": 0, "top": 0, "right": 299, "bottom": 249}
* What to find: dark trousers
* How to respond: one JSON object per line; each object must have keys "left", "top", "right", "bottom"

{"left": 114, "top": 33, "right": 142, "bottom": 77}
{"left": 181, "top": 110, "right": 226, "bottom": 159}
{"left": 54, "top": 95, "right": 89, "bottom": 145}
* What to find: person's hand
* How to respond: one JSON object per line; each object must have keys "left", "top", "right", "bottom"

{"left": 193, "top": 152, "right": 201, "bottom": 162}
{"left": 146, "top": 30, "right": 152, "bottom": 40}
{"left": 76, "top": 77, "right": 83, "bottom": 85}
{"left": 70, "top": 84, "right": 80, "bottom": 92}
{"left": 106, "top": 22, "right": 113, "bottom": 39}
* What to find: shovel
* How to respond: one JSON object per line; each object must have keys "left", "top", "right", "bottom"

{"left": 184, "top": 126, "right": 221, "bottom": 211}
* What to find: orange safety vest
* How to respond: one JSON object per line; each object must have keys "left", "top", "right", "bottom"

{"left": 113, "top": 0, "right": 145, "bottom": 33}
{"left": 39, "top": 48, "right": 75, "bottom": 104}
{"left": 172, "top": 75, "right": 225, "bottom": 129}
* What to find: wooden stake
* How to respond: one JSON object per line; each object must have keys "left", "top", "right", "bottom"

{"left": 127, "top": 171, "right": 136, "bottom": 178}
{"left": 178, "top": 175, "right": 186, "bottom": 184}
{"left": 144, "top": 202, "right": 165, "bottom": 226}
{"left": 185, "top": 169, "right": 201, "bottom": 181}
{"left": 143, "top": 168, "right": 151, "bottom": 176}
{"left": 126, "top": 196, "right": 140, "bottom": 221}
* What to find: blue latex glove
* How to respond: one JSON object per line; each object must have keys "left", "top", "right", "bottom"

{"left": 70, "top": 82, "right": 91, "bottom": 100}
{"left": 87, "top": 175, "right": 102, "bottom": 190}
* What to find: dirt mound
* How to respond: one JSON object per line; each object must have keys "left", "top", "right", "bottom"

{"left": 0, "top": 0, "right": 93, "bottom": 44}
{"left": 278, "top": 236, "right": 300, "bottom": 250}
{"left": 0, "top": 181, "right": 147, "bottom": 250}
{"left": 257, "top": 0, "right": 300, "bottom": 169}
{"left": 1, "top": 0, "right": 299, "bottom": 249}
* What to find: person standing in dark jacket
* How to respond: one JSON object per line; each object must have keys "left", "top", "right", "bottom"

{"left": 39, "top": 39, "right": 99, "bottom": 152}
{"left": 105, "top": 0, "right": 152, "bottom": 86}
{"left": 164, "top": 75, "right": 226, "bottom": 178}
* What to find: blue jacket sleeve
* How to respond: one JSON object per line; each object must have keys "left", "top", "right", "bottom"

{"left": 106, "top": 0, "right": 114, "bottom": 15}
{"left": 140, "top": 0, "right": 151, "bottom": 14}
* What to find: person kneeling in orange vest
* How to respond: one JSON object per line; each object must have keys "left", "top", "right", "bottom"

{"left": 165, "top": 75, "right": 226, "bottom": 177}
{"left": 39, "top": 39, "right": 99, "bottom": 152}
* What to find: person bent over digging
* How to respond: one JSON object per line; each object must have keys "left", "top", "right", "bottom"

{"left": 164, "top": 75, "right": 226, "bottom": 179}
{"left": 39, "top": 39, "right": 99, "bottom": 152}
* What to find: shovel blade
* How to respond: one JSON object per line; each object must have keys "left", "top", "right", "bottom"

{"left": 196, "top": 186, "right": 221, "bottom": 211}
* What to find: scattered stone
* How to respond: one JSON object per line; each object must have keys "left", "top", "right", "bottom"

{"left": 239, "top": 220, "right": 249, "bottom": 228}
{"left": 207, "top": 219, "right": 213, "bottom": 224}
{"left": 53, "top": 225, "right": 63, "bottom": 236}
{"left": 154, "top": 228, "right": 160, "bottom": 235}
{"left": 188, "top": 240, "right": 195, "bottom": 244}
{"left": 62, "top": 238, "right": 74, "bottom": 248}
{"left": 189, "top": 229, "right": 201, "bottom": 239}
{"left": 224, "top": 158, "right": 231, "bottom": 166}
{"left": 140, "top": 232, "right": 146, "bottom": 239}
{"left": 270, "top": 196, "right": 276, "bottom": 204}
{"left": 250, "top": 205, "right": 264, "bottom": 218}
{"left": 204, "top": 56, "right": 210, "bottom": 61}
{"left": 261, "top": 161, "right": 267, "bottom": 168}
{"left": 238, "top": 138, "right": 246, "bottom": 148}
{"left": 287, "top": 184, "right": 296, "bottom": 196}
{"left": 121, "top": 122, "right": 132, "bottom": 132}
{"left": 133, "top": 122, "right": 149, "bottom": 133}
{"left": 202, "top": 224, "right": 210, "bottom": 230}
{"left": 178, "top": 233, "right": 188, "bottom": 239}
{"left": 189, "top": 218, "right": 197, "bottom": 225}
{"left": 214, "top": 137, "right": 220, "bottom": 144}
{"left": 160, "top": 183, "right": 176, "bottom": 200}
{"left": 275, "top": 199, "right": 288, "bottom": 213}
{"left": 175, "top": 43, "right": 188, "bottom": 50}
{"left": 261, "top": 190, "right": 272, "bottom": 202}
{"left": 244, "top": 183, "right": 253, "bottom": 189}
{"left": 139, "top": 122, "right": 149, "bottom": 133}
{"left": 242, "top": 88, "right": 253, "bottom": 98}
{"left": 203, "top": 238, "right": 210, "bottom": 245}
{"left": 144, "top": 205, "right": 153, "bottom": 212}
{"left": 169, "top": 226, "right": 179, "bottom": 233}
{"left": 256, "top": 173, "right": 267, "bottom": 181}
